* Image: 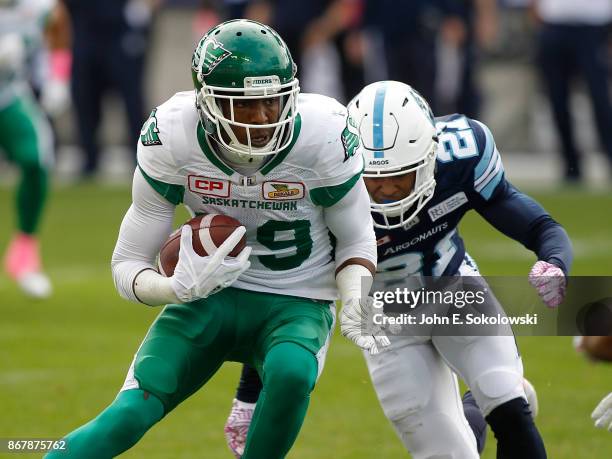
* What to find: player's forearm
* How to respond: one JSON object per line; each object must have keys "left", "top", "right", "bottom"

{"left": 132, "top": 268, "right": 180, "bottom": 305}
{"left": 528, "top": 218, "right": 573, "bottom": 276}
{"left": 478, "top": 183, "right": 573, "bottom": 274}
{"left": 111, "top": 169, "right": 177, "bottom": 303}
{"left": 112, "top": 252, "right": 180, "bottom": 305}
{"left": 336, "top": 263, "right": 373, "bottom": 304}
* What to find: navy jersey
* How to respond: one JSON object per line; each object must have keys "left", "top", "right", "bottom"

{"left": 375, "top": 114, "right": 572, "bottom": 280}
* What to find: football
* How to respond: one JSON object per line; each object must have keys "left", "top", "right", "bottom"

{"left": 157, "top": 214, "right": 247, "bottom": 277}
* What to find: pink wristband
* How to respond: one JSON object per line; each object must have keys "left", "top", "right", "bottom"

{"left": 50, "top": 49, "right": 72, "bottom": 81}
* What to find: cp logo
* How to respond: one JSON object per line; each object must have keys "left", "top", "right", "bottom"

{"left": 188, "top": 176, "right": 230, "bottom": 197}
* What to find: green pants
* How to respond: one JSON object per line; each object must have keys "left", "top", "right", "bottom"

{"left": 0, "top": 95, "right": 52, "bottom": 234}
{"left": 47, "top": 288, "right": 335, "bottom": 459}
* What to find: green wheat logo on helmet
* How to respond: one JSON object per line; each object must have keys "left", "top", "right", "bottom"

{"left": 192, "top": 36, "right": 232, "bottom": 77}
{"left": 341, "top": 115, "right": 360, "bottom": 162}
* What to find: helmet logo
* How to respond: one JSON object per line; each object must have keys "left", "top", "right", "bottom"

{"left": 341, "top": 115, "right": 360, "bottom": 162}
{"left": 368, "top": 159, "right": 389, "bottom": 166}
{"left": 193, "top": 37, "right": 232, "bottom": 77}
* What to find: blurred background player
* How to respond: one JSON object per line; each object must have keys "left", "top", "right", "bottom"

{"left": 0, "top": 0, "right": 68, "bottom": 298}
{"left": 60, "top": 0, "right": 160, "bottom": 178}
{"left": 225, "top": 80, "right": 572, "bottom": 458}
{"left": 531, "top": 0, "right": 612, "bottom": 182}
{"left": 436, "top": 0, "right": 499, "bottom": 118}
{"left": 219, "top": 0, "right": 365, "bottom": 103}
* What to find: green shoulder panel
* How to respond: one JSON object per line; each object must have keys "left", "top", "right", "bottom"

{"left": 309, "top": 167, "right": 364, "bottom": 208}
{"left": 138, "top": 166, "right": 184, "bottom": 205}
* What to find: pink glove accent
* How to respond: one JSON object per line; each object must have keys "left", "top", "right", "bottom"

{"left": 49, "top": 49, "right": 72, "bottom": 81}
{"left": 224, "top": 399, "right": 255, "bottom": 458}
{"left": 528, "top": 260, "right": 566, "bottom": 308}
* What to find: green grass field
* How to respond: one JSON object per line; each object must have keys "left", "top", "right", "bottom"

{"left": 1, "top": 183, "right": 611, "bottom": 458}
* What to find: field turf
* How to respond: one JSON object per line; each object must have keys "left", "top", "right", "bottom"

{"left": 1, "top": 183, "right": 611, "bottom": 458}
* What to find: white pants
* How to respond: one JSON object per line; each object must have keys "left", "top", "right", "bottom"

{"left": 364, "top": 255, "right": 526, "bottom": 458}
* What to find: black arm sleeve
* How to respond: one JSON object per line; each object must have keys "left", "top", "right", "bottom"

{"left": 235, "top": 364, "right": 263, "bottom": 404}
{"left": 475, "top": 181, "right": 573, "bottom": 276}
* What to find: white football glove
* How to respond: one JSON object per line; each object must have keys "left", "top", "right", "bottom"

{"left": 224, "top": 399, "right": 255, "bottom": 458}
{"left": 340, "top": 296, "right": 391, "bottom": 355}
{"left": 592, "top": 392, "right": 612, "bottom": 432}
{"left": 170, "top": 225, "right": 251, "bottom": 303}
{"left": 528, "top": 260, "right": 566, "bottom": 308}
{"left": 0, "top": 34, "right": 25, "bottom": 73}
{"left": 41, "top": 79, "right": 71, "bottom": 117}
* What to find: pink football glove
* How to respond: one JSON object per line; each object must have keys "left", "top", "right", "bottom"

{"left": 528, "top": 260, "right": 566, "bottom": 308}
{"left": 224, "top": 399, "right": 255, "bottom": 458}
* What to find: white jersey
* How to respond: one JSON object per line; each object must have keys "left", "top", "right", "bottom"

{"left": 0, "top": 0, "right": 54, "bottom": 108}
{"left": 136, "top": 91, "right": 366, "bottom": 300}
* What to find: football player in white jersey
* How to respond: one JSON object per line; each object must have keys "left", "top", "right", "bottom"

{"left": 45, "top": 19, "right": 379, "bottom": 459}
{"left": 1, "top": 0, "right": 62, "bottom": 298}
{"left": 224, "top": 81, "right": 573, "bottom": 458}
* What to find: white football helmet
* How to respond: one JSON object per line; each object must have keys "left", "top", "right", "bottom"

{"left": 349, "top": 81, "right": 438, "bottom": 229}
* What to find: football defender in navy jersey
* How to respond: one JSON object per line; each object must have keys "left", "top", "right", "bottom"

{"left": 224, "top": 81, "right": 572, "bottom": 458}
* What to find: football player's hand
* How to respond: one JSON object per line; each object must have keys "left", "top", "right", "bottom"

{"left": 592, "top": 392, "right": 612, "bottom": 432}
{"left": 528, "top": 260, "right": 566, "bottom": 308}
{"left": 170, "top": 225, "right": 251, "bottom": 303}
{"left": 41, "top": 79, "right": 70, "bottom": 117}
{"left": 340, "top": 297, "right": 390, "bottom": 355}
{"left": 224, "top": 399, "right": 255, "bottom": 458}
{"left": 0, "top": 34, "right": 25, "bottom": 72}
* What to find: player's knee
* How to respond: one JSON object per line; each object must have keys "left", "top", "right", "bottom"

{"left": 266, "top": 359, "right": 315, "bottom": 397}
{"left": 472, "top": 368, "right": 523, "bottom": 415}
{"left": 374, "top": 377, "right": 425, "bottom": 432}
{"left": 264, "top": 344, "right": 317, "bottom": 398}
{"left": 134, "top": 355, "right": 179, "bottom": 397}
{"left": 382, "top": 398, "right": 424, "bottom": 433}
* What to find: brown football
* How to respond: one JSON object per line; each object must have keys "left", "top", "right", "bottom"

{"left": 157, "top": 214, "right": 246, "bottom": 277}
